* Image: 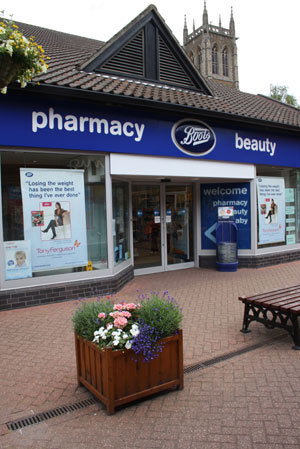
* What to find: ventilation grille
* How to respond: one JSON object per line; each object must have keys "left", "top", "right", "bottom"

{"left": 158, "top": 35, "right": 196, "bottom": 88}
{"left": 6, "top": 398, "right": 97, "bottom": 431}
{"left": 100, "top": 30, "right": 144, "bottom": 77}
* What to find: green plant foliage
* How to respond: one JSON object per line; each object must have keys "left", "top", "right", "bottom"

{"left": 72, "top": 300, "right": 114, "bottom": 341}
{"left": 138, "top": 292, "right": 183, "bottom": 338}
{"left": 72, "top": 292, "right": 183, "bottom": 342}
{"left": 269, "top": 84, "right": 299, "bottom": 107}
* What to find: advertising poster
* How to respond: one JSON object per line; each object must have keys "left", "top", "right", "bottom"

{"left": 201, "top": 183, "right": 251, "bottom": 249}
{"left": 256, "top": 177, "right": 285, "bottom": 244}
{"left": 218, "top": 206, "right": 234, "bottom": 219}
{"left": 4, "top": 240, "right": 32, "bottom": 280}
{"left": 20, "top": 168, "right": 88, "bottom": 271}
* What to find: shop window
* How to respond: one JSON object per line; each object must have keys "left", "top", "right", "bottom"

{"left": 112, "top": 181, "right": 130, "bottom": 265}
{"left": 256, "top": 166, "right": 300, "bottom": 248}
{"left": 1, "top": 152, "right": 107, "bottom": 280}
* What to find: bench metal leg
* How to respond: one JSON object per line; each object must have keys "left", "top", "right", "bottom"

{"left": 291, "top": 315, "right": 300, "bottom": 350}
{"left": 240, "top": 303, "right": 251, "bottom": 334}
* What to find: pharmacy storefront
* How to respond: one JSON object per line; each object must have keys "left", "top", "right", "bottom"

{"left": 1, "top": 93, "right": 300, "bottom": 309}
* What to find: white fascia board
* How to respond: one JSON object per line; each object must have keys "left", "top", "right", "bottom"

{"left": 110, "top": 154, "right": 255, "bottom": 179}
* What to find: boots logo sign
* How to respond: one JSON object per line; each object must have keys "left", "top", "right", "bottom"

{"left": 172, "top": 119, "right": 216, "bottom": 157}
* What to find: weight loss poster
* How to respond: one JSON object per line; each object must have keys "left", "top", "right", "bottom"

{"left": 20, "top": 168, "right": 88, "bottom": 271}
{"left": 256, "top": 177, "right": 285, "bottom": 244}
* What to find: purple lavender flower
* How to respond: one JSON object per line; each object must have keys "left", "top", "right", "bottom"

{"left": 131, "top": 320, "right": 164, "bottom": 363}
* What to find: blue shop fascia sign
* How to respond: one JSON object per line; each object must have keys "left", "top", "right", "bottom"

{"left": 1, "top": 94, "right": 300, "bottom": 168}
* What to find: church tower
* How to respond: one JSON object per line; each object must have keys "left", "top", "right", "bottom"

{"left": 183, "top": 2, "right": 239, "bottom": 89}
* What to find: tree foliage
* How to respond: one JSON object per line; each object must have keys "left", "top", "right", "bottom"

{"left": 269, "top": 85, "right": 299, "bottom": 107}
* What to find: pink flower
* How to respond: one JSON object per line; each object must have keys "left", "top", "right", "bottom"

{"left": 113, "top": 303, "right": 123, "bottom": 311}
{"left": 120, "top": 311, "right": 131, "bottom": 318}
{"left": 125, "top": 303, "right": 137, "bottom": 310}
{"left": 109, "top": 311, "right": 121, "bottom": 319}
{"left": 98, "top": 312, "right": 107, "bottom": 319}
{"left": 114, "top": 317, "right": 128, "bottom": 329}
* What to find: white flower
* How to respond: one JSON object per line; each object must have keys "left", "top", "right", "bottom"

{"left": 125, "top": 341, "right": 132, "bottom": 349}
{"left": 122, "top": 333, "right": 129, "bottom": 339}
{"left": 112, "top": 330, "right": 121, "bottom": 336}
{"left": 93, "top": 336, "right": 99, "bottom": 343}
{"left": 130, "top": 324, "right": 140, "bottom": 337}
{"left": 113, "top": 339, "right": 119, "bottom": 346}
{"left": 106, "top": 324, "right": 113, "bottom": 330}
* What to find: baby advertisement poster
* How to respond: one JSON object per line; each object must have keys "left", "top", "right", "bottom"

{"left": 4, "top": 240, "right": 32, "bottom": 280}
{"left": 20, "top": 168, "right": 88, "bottom": 271}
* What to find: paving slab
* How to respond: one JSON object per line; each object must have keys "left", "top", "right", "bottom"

{"left": 1, "top": 262, "right": 300, "bottom": 448}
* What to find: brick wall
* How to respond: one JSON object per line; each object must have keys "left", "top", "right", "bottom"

{"left": 199, "top": 249, "right": 300, "bottom": 269}
{"left": 0, "top": 266, "right": 134, "bottom": 311}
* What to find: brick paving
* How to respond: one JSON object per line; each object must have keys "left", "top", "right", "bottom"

{"left": 1, "top": 262, "right": 300, "bottom": 448}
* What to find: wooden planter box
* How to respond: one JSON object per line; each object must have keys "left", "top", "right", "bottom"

{"left": 75, "top": 329, "right": 183, "bottom": 414}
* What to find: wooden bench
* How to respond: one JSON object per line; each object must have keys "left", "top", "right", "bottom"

{"left": 239, "top": 284, "right": 300, "bottom": 350}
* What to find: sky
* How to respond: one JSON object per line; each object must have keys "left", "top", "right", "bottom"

{"left": 2, "top": 0, "right": 300, "bottom": 101}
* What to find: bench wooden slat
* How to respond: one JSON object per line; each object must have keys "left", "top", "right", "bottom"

{"left": 272, "top": 298, "right": 300, "bottom": 308}
{"left": 289, "top": 305, "right": 300, "bottom": 312}
{"left": 254, "top": 294, "right": 300, "bottom": 304}
{"left": 279, "top": 300, "right": 300, "bottom": 312}
{"left": 239, "top": 287, "right": 300, "bottom": 300}
{"left": 240, "top": 295, "right": 300, "bottom": 308}
{"left": 253, "top": 294, "right": 300, "bottom": 307}
{"left": 238, "top": 285, "right": 300, "bottom": 302}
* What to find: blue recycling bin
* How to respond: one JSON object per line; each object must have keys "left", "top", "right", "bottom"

{"left": 216, "top": 219, "right": 238, "bottom": 272}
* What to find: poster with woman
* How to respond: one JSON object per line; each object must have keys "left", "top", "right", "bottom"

{"left": 256, "top": 177, "right": 285, "bottom": 244}
{"left": 20, "top": 168, "right": 88, "bottom": 272}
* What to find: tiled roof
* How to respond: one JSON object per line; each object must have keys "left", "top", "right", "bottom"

{"left": 13, "top": 20, "right": 300, "bottom": 130}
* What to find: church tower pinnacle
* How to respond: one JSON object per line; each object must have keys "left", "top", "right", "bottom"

{"left": 202, "top": 1, "right": 208, "bottom": 27}
{"left": 183, "top": 1, "right": 239, "bottom": 89}
{"left": 183, "top": 15, "right": 188, "bottom": 45}
{"left": 229, "top": 7, "right": 235, "bottom": 36}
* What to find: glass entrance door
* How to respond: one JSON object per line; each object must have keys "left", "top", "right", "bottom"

{"left": 132, "top": 185, "right": 162, "bottom": 270}
{"left": 132, "top": 183, "right": 194, "bottom": 272}
{"left": 165, "top": 185, "right": 194, "bottom": 266}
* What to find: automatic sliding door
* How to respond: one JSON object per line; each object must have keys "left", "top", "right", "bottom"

{"left": 165, "top": 185, "right": 193, "bottom": 266}
{"left": 132, "top": 185, "right": 161, "bottom": 269}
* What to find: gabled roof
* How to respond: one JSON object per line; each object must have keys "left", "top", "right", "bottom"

{"left": 79, "top": 5, "right": 212, "bottom": 94}
{"left": 8, "top": 6, "right": 300, "bottom": 133}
